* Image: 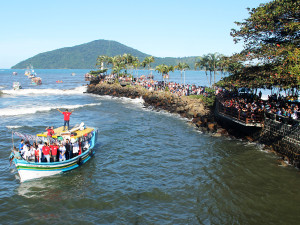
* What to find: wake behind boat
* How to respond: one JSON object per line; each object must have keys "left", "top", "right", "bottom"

{"left": 10, "top": 123, "right": 98, "bottom": 182}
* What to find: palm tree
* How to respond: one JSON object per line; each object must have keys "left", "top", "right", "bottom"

{"left": 165, "top": 65, "right": 174, "bottom": 83}
{"left": 218, "top": 55, "right": 228, "bottom": 78}
{"left": 175, "top": 62, "right": 190, "bottom": 85}
{"left": 132, "top": 57, "right": 140, "bottom": 77}
{"left": 142, "top": 56, "right": 155, "bottom": 74}
{"left": 122, "top": 53, "right": 134, "bottom": 74}
{"left": 96, "top": 55, "right": 110, "bottom": 70}
{"left": 207, "top": 53, "right": 221, "bottom": 86}
{"left": 109, "top": 55, "right": 124, "bottom": 77}
{"left": 195, "top": 55, "right": 210, "bottom": 86}
{"left": 155, "top": 64, "right": 167, "bottom": 83}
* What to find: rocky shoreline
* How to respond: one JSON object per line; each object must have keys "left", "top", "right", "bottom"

{"left": 87, "top": 83, "right": 225, "bottom": 134}
{"left": 87, "top": 83, "right": 300, "bottom": 168}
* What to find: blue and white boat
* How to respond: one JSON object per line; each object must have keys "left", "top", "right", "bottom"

{"left": 10, "top": 123, "right": 98, "bottom": 182}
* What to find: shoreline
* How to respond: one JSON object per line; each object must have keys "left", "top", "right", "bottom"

{"left": 87, "top": 82, "right": 298, "bottom": 169}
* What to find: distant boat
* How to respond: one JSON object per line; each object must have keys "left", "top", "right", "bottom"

{"left": 71, "top": 72, "right": 76, "bottom": 76}
{"left": 31, "top": 77, "right": 42, "bottom": 85}
{"left": 12, "top": 72, "right": 18, "bottom": 75}
{"left": 13, "top": 82, "right": 22, "bottom": 90}
{"left": 25, "top": 65, "right": 37, "bottom": 78}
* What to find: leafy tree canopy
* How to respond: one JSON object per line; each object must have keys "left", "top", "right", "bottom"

{"left": 222, "top": 0, "right": 300, "bottom": 90}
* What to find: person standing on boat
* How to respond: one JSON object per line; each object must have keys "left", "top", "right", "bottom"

{"left": 46, "top": 126, "right": 54, "bottom": 143}
{"left": 59, "top": 143, "right": 66, "bottom": 161}
{"left": 42, "top": 142, "right": 51, "bottom": 163}
{"left": 19, "top": 139, "right": 24, "bottom": 152}
{"left": 65, "top": 139, "right": 71, "bottom": 160}
{"left": 50, "top": 142, "right": 59, "bottom": 162}
{"left": 34, "top": 144, "right": 40, "bottom": 163}
{"left": 57, "top": 109, "right": 74, "bottom": 131}
{"left": 38, "top": 141, "right": 43, "bottom": 162}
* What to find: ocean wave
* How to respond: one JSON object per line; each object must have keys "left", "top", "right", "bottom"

{"left": 1, "top": 86, "right": 87, "bottom": 96}
{"left": 6, "top": 125, "right": 23, "bottom": 129}
{"left": 0, "top": 102, "right": 101, "bottom": 117}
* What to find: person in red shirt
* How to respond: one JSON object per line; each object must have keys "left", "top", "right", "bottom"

{"left": 34, "top": 143, "right": 40, "bottom": 163}
{"left": 57, "top": 109, "right": 74, "bottom": 131}
{"left": 50, "top": 142, "right": 59, "bottom": 162}
{"left": 45, "top": 126, "right": 54, "bottom": 143}
{"left": 42, "top": 142, "right": 51, "bottom": 163}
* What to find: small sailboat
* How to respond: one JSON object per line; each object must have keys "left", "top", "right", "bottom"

{"left": 71, "top": 72, "right": 76, "bottom": 76}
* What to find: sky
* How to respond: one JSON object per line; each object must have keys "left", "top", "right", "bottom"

{"left": 0, "top": 0, "right": 271, "bottom": 69}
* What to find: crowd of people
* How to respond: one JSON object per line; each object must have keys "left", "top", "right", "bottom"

{"left": 217, "top": 89, "right": 299, "bottom": 124}
{"left": 131, "top": 78, "right": 212, "bottom": 97}
{"left": 15, "top": 138, "right": 90, "bottom": 163}
{"left": 99, "top": 74, "right": 299, "bottom": 124}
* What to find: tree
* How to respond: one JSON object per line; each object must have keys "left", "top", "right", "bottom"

{"left": 142, "top": 56, "right": 155, "bottom": 74}
{"left": 228, "top": 0, "right": 300, "bottom": 89}
{"left": 155, "top": 64, "right": 168, "bottom": 83}
{"left": 122, "top": 53, "right": 134, "bottom": 74}
{"left": 195, "top": 55, "right": 210, "bottom": 87}
{"left": 175, "top": 62, "right": 190, "bottom": 85}
{"left": 207, "top": 53, "right": 222, "bottom": 86}
{"left": 165, "top": 65, "right": 174, "bottom": 82}
{"left": 132, "top": 56, "right": 141, "bottom": 77}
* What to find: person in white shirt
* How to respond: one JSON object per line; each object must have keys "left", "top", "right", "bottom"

{"left": 83, "top": 141, "right": 90, "bottom": 152}
{"left": 38, "top": 141, "right": 43, "bottom": 162}
{"left": 22, "top": 141, "right": 30, "bottom": 161}
{"left": 59, "top": 144, "right": 66, "bottom": 161}
{"left": 72, "top": 141, "right": 79, "bottom": 157}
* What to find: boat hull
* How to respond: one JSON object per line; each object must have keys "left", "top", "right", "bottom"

{"left": 13, "top": 130, "right": 97, "bottom": 182}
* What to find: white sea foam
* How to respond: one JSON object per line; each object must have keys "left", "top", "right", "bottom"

{"left": 118, "top": 96, "right": 145, "bottom": 108}
{"left": 0, "top": 102, "right": 101, "bottom": 116}
{"left": 2, "top": 86, "right": 87, "bottom": 96}
{"left": 6, "top": 125, "right": 23, "bottom": 129}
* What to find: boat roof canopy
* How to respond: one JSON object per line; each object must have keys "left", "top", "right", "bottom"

{"left": 37, "top": 126, "right": 94, "bottom": 139}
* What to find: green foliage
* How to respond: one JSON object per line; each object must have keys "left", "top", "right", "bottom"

{"left": 11, "top": 39, "right": 200, "bottom": 69}
{"left": 224, "top": 0, "right": 300, "bottom": 89}
{"left": 89, "top": 69, "right": 107, "bottom": 76}
{"left": 189, "top": 94, "right": 216, "bottom": 107}
{"left": 194, "top": 53, "right": 227, "bottom": 87}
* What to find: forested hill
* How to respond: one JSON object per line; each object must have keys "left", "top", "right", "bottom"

{"left": 11, "top": 39, "right": 198, "bottom": 69}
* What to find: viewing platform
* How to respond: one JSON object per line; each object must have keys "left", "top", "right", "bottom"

{"left": 215, "top": 98, "right": 264, "bottom": 127}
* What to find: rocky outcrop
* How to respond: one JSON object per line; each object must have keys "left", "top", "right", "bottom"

{"left": 87, "top": 83, "right": 223, "bottom": 133}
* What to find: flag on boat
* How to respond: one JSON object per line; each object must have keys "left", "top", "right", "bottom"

{"left": 13, "top": 132, "right": 53, "bottom": 142}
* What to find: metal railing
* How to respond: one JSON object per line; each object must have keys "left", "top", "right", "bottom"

{"left": 217, "top": 101, "right": 264, "bottom": 125}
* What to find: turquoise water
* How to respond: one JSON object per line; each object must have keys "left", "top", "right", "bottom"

{"left": 0, "top": 69, "right": 300, "bottom": 224}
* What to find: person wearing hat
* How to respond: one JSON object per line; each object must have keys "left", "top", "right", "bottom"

{"left": 57, "top": 108, "right": 74, "bottom": 131}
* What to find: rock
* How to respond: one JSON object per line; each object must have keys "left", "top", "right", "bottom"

{"left": 245, "top": 136, "right": 254, "bottom": 142}
{"left": 207, "top": 122, "right": 216, "bottom": 131}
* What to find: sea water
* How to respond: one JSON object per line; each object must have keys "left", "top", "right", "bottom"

{"left": 0, "top": 69, "right": 300, "bottom": 224}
